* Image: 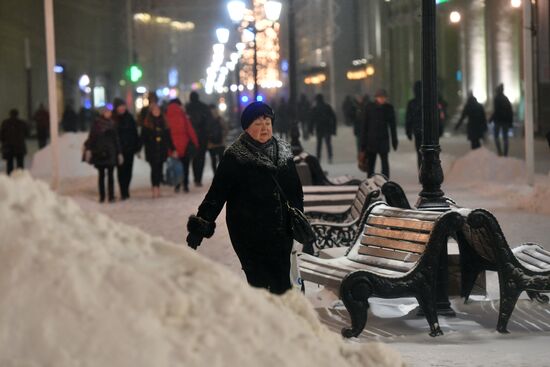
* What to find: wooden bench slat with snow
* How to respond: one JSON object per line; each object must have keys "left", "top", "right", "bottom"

{"left": 299, "top": 202, "right": 464, "bottom": 338}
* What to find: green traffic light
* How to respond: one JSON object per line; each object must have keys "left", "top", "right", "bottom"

{"left": 129, "top": 65, "right": 143, "bottom": 82}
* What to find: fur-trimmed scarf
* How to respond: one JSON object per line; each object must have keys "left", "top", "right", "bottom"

{"left": 225, "top": 133, "right": 292, "bottom": 170}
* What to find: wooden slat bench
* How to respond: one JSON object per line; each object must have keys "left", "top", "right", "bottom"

{"left": 303, "top": 185, "right": 359, "bottom": 195}
{"left": 455, "top": 208, "right": 550, "bottom": 333}
{"left": 305, "top": 174, "right": 387, "bottom": 222}
{"left": 299, "top": 202, "right": 464, "bottom": 337}
{"left": 294, "top": 152, "right": 362, "bottom": 186}
{"left": 304, "top": 175, "right": 387, "bottom": 254}
{"left": 303, "top": 185, "right": 359, "bottom": 215}
{"left": 304, "top": 193, "right": 357, "bottom": 207}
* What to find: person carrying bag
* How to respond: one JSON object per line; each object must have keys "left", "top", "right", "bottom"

{"left": 270, "top": 173, "right": 316, "bottom": 249}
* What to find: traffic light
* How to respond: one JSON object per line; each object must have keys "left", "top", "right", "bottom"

{"left": 127, "top": 64, "right": 143, "bottom": 83}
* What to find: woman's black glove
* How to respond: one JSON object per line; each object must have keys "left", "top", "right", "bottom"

{"left": 186, "top": 215, "right": 216, "bottom": 250}
{"left": 186, "top": 233, "right": 203, "bottom": 250}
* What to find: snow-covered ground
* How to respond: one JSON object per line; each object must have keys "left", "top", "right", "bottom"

{"left": 2, "top": 127, "right": 550, "bottom": 366}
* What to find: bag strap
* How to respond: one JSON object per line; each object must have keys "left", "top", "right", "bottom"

{"left": 269, "top": 173, "right": 292, "bottom": 208}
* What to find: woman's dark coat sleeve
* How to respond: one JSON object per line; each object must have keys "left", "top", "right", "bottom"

{"left": 196, "top": 155, "right": 237, "bottom": 223}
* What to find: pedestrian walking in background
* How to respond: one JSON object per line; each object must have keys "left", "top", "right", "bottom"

{"left": 207, "top": 104, "right": 228, "bottom": 173}
{"left": 78, "top": 105, "right": 94, "bottom": 132}
{"left": 112, "top": 98, "right": 141, "bottom": 200}
{"left": 455, "top": 92, "right": 487, "bottom": 150}
{"left": 186, "top": 91, "right": 212, "bottom": 187}
{"left": 138, "top": 92, "right": 159, "bottom": 127}
{"left": 355, "top": 94, "right": 371, "bottom": 152}
{"left": 342, "top": 95, "right": 359, "bottom": 127}
{"left": 358, "top": 89, "right": 398, "bottom": 178}
{"left": 1, "top": 109, "right": 29, "bottom": 175}
{"left": 490, "top": 84, "right": 514, "bottom": 156}
{"left": 141, "top": 104, "right": 174, "bottom": 198}
{"left": 275, "top": 97, "right": 290, "bottom": 140}
{"left": 297, "top": 94, "right": 311, "bottom": 140}
{"left": 406, "top": 81, "right": 423, "bottom": 169}
{"left": 310, "top": 94, "right": 337, "bottom": 163}
{"left": 61, "top": 102, "right": 78, "bottom": 132}
{"left": 165, "top": 98, "right": 199, "bottom": 193}
{"left": 186, "top": 101, "right": 303, "bottom": 295}
{"left": 83, "top": 107, "right": 122, "bottom": 203}
{"left": 33, "top": 103, "right": 50, "bottom": 149}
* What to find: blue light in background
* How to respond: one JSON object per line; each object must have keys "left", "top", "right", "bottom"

{"left": 456, "top": 70, "right": 462, "bottom": 82}
{"left": 256, "top": 95, "right": 264, "bottom": 102}
{"left": 106, "top": 103, "right": 113, "bottom": 110}
{"left": 53, "top": 65, "right": 64, "bottom": 73}
{"left": 168, "top": 68, "right": 178, "bottom": 87}
{"left": 84, "top": 100, "right": 92, "bottom": 109}
{"left": 241, "top": 95, "right": 249, "bottom": 103}
{"left": 281, "top": 60, "right": 289, "bottom": 72}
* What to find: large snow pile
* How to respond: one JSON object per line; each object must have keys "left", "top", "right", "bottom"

{"left": 30, "top": 132, "right": 149, "bottom": 180}
{"left": 445, "top": 147, "right": 526, "bottom": 185}
{"left": 444, "top": 147, "right": 550, "bottom": 215}
{"left": 30, "top": 133, "right": 95, "bottom": 179}
{"left": 0, "top": 172, "right": 402, "bottom": 367}
{"left": 514, "top": 173, "right": 550, "bottom": 215}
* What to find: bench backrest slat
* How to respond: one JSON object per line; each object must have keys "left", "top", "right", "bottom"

{"left": 346, "top": 204, "right": 443, "bottom": 273}
{"left": 367, "top": 215, "right": 434, "bottom": 232}
{"left": 361, "top": 235, "right": 426, "bottom": 254}
{"left": 348, "top": 181, "right": 378, "bottom": 220}
{"left": 365, "top": 226, "right": 431, "bottom": 243}
{"left": 358, "top": 246, "right": 421, "bottom": 263}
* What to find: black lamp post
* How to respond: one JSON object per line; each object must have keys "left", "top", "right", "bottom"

{"left": 418, "top": 0, "right": 454, "bottom": 316}
{"left": 417, "top": 0, "right": 448, "bottom": 211}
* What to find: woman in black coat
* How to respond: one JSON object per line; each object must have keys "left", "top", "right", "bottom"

{"left": 84, "top": 108, "right": 122, "bottom": 203}
{"left": 0, "top": 109, "right": 29, "bottom": 175}
{"left": 455, "top": 93, "right": 487, "bottom": 150}
{"left": 141, "top": 104, "right": 174, "bottom": 198}
{"left": 359, "top": 89, "right": 398, "bottom": 178}
{"left": 186, "top": 102, "right": 304, "bottom": 295}
{"left": 113, "top": 98, "right": 141, "bottom": 200}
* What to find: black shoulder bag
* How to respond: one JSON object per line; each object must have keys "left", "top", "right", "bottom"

{"left": 270, "top": 174, "right": 316, "bottom": 245}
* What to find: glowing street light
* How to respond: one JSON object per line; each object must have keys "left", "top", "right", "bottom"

{"left": 213, "top": 43, "right": 225, "bottom": 54}
{"left": 227, "top": 1, "right": 246, "bottom": 23}
{"left": 265, "top": 1, "right": 283, "bottom": 22}
{"left": 216, "top": 27, "right": 230, "bottom": 44}
{"left": 78, "top": 74, "right": 90, "bottom": 90}
{"left": 510, "top": 0, "right": 521, "bottom": 8}
{"left": 449, "top": 11, "right": 461, "bottom": 23}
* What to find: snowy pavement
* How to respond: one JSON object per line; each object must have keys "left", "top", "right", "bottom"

{"left": 27, "top": 128, "right": 550, "bottom": 366}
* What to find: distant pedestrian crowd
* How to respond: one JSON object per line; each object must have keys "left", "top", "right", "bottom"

{"left": 81, "top": 91, "right": 228, "bottom": 202}
{"left": 0, "top": 91, "right": 228, "bottom": 204}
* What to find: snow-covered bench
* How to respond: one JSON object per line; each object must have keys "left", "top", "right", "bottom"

{"left": 457, "top": 208, "right": 550, "bottom": 333}
{"left": 305, "top": 175, "right": 387, "bottom": 254}
{"left": 293, "top": 152, "right": 362, "bottom": 186}
{"left": 299, "top": 202, "right": 464, "bottom": 337}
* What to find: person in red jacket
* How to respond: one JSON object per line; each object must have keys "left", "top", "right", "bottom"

{"left": 165, "top": 98, "right": 199, "bottom": 192}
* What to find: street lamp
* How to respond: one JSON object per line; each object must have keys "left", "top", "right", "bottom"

{"left": 216, "top": 27, "right": 230, "bottom": 44}
{"left": 227, "top": 0, "right": 282, "bottom": 100}
{"left": 227, "top": 0, "right": 246, "bottom": 22}
{"left": 264, "top": 1, "right": 282, "bottom": 21}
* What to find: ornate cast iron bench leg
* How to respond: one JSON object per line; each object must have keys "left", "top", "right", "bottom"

{"left": 340, "top": 271, "right": 443, "bottom": 338}
{"left": 340, "top": 272, "right": 372, "bottom": 338}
